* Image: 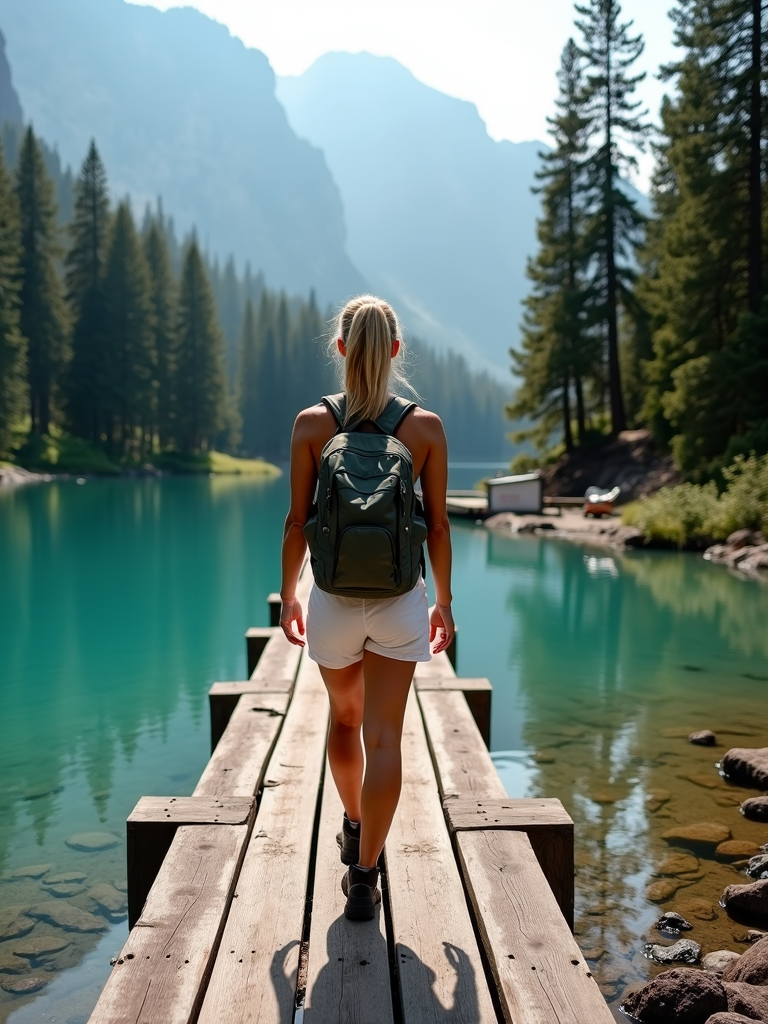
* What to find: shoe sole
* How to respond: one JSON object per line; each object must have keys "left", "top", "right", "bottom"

{"left": 344, "top": 896, "right": 377, "bottom": 921}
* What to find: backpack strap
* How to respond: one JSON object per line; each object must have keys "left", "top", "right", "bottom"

{"left": 322, "top": 393, "right": 346, "bottom": 432}
{"left": 374, "top": 396, "right": 417, "bottom": 436}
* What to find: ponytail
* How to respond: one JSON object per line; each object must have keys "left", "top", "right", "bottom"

{"left": 333, "top": 294, "right": 410, "bottom": 426}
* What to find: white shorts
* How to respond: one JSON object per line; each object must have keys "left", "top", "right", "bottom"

{"left": 306, "top": 578, "right": 431, "bottom": 670}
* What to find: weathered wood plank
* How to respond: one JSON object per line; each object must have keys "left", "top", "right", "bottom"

{"left": 303, "top": 762, "right": 394, "bottom": 1024}
{"left": 457, "top": 830, "right": 613, "bottom": 1024}
{"left": 246, "top": 626, "right": 278, "bottom": 676}
{"left": 89, "top": 823, "right": 247, "bottom": 1024}
{"left": 418, "top": 689, "right": 507, "bottom": 802}
{"left": 386, "top": 691, "right": 497, "bottom": 1024}
{"left": 413, "top": 650, "right": 456, "bottom": 680}
{"left": 128, "top": 796, "right": 253, "bottom": 825}
{"left": 446, "top": 799, "right": 574, "bottom": 929}
{"left": 195, "top": 693, "right": 289, "bottom": 800}
{"left": 249, "top": 635, "right": 303, "bottom": 684}
{"left": 196, "top": 655, "right": 329, "bottom": 1024}
{"left": 209, "top": 677, "right": 294, "bottom": 750}
{"left": 415, "top": 677, "right": 492, "bottom": 748}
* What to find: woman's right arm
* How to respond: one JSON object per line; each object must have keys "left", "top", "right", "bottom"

{"left": 419, "top": 413, "right": 455, "bottom": 654}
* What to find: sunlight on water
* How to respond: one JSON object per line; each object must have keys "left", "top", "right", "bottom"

{"left": 1, "top": 476, "right": 766, "bottom": 1020}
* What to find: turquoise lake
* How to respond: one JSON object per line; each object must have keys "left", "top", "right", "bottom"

{"left": 1, "top": 474, "right": 767, "bottom": 1022}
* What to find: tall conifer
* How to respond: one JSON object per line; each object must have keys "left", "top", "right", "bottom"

{"left": 102, "top": 202, "right": 156, "bottom": 456}
{"left": 0, "top": 141, "right": 26, "bottom": 454}
{"left": 576, "top": 0, "right": 650, "bottom": 434}
{"left": 15, "top": 127, "right": 68, "bottom": 435}
{"left": 144, "top": 218, "right": 177, "bottom": 448}
{"left": 237, "top": 299, "right": 261, "bottom": 456}
{"left": 66, "top": 140, "right": 111, "bottom": 442}
{"left": 176, "top": 240, "right": 226, "bottom": 452}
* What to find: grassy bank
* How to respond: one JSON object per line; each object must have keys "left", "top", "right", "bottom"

{"left": 622, "top": 454, "right": 768, "bottom": 548}
{"left": 11, "top": 430, "right": 281, "bottom": 478}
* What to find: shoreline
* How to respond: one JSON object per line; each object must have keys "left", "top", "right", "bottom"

{"left": 0, "top": 462, "right": 281, "bottom": 487}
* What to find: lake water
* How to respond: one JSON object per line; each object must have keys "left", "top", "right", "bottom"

{"left": 1, "top": 475, "right": 767, "bottom": 1022}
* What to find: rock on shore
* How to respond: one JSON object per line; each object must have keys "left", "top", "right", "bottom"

{"left": 704, "top": 530, "right": 768, "bottom": 574}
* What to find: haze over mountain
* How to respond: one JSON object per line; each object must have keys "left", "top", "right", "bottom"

{"left": 277, "top": 53, "right": 544, "bottom": 377}
{"left": 0, "top": 0, "right": 365, "bottom": 302}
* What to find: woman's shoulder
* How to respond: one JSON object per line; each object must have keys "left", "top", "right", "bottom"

{"left": 408, "top": 405, "right": 445, "bottom": 434}
{"left": 293, "top": 401, "right": 337, "bottom": 442}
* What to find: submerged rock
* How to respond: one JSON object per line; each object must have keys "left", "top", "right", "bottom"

{"left": 0, "top": 906, "right": 35, "bottom": 941}
{"left": 24, "top": 901, "right": 107, "bottom": 933}
{"left": 721, "top": 879, "right": 768, "bottom": 921}
{"left": 720, "top": 747, "right": 768, "bottom": 789}
{"left": 647, "top": 880, "right": 681, "bottom": 902}
{"left": 689, "top": 730, "right": 717, "bottom": 746}
{"left": 43, "top": 883, "right": 87, "bottom": 898}
{"left": 87, "top": 883, "right": 127, "bottom": 918}
{"left": 677, "top": 897, "right": 718, "bottom": 921}
{"left": 643, "top": 938, "right": 701, "bottom": 965}
{"left": 657, "top": 911, "right": 693, "bottom": 935}
{"left": 716, "top": 840, "right": 762, "bottom": 861}
{"left": 8, "top": 863, "right": 53, "bottom": 880}
{"left": 0, "top": 950, "right": 26, "bottom": 975}
{"left": 622, "top": 968, "right": 727, "bottom": 1023}
{"left": 740, "top": 795, "right": 768, "bottom": 821}
{"left": 702, "top": 950, "right": 741, "bottom": 975}
{"left": 64, "top": 832, "right": 121, "bottom": 852}
{"left": 662, "top": 822, "right": 731, "bottom": 847}
{"left": 44, "top": 871, "right": 87, "bottom": 885}
{"left": 658, "top": 853, "right": 700, "bottom": 876}
{"left": 0, "top": 975, "right": 50, "bottom": 995}
{"left": 722, "top": 936, "right": 768, "bottom": 985}
{"left": 745, "top": 855, "right": 768, "bottom": 880}
{"left": 13, "top": 935, "right": 70, "bottom": 959}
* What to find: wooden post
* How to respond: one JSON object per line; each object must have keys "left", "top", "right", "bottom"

{"left": 126, "top": 796, "right": 252, "bottom": 929}
{"left": 267, "top": 592, "right": 281, "bottom": 627}
{"left": 246, "top": 626, "right": 278, "bottom": 677}
{"left": 444, "top": 798, "right": 574, "bottom": 930}
{"left": 446, "top": 624, "right": 457, "bottom": 669}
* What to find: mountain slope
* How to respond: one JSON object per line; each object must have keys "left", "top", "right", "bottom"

{"left": 277, "top": 53, "right": 544, "bottom": 377}
{"left": 0, "top": 0, "right": 365, "bottom": 301}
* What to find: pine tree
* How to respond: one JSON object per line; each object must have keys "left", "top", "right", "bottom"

{"left": 576, "top": 0, "right": 650, "bottom": 434}
{"left": 66, "top": 140, "right": 111, "bottom": 443}
{"left": 0, "top": 140, "right": 26, "bottom": 455}
{"left": 642, "top": 0, "right": 768, "bottom": 474}
{"left": 508, "top": 39, "right": 595, "bottom": 454}
{"left": 237, "top": 299, "right": 261, "bottom": 456}
{"left": 176, "top": 239, "right": 226, "bottom": 453}
{"left": 15, "top": 127, "right": 68, "bottom": 436}
{"left": 101, "top": 202, "right": 156, "bottom": 456}
{"left": 143, "top": 217, "right": 177, "bottom": 449}
{"left": 217, "top": 255, "right": 241, "bottom": 389}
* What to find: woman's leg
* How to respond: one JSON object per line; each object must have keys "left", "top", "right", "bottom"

{"left": 359, "top": 651, "right": 415, "bottom": 868}
{"left": 318, "top": 661, "right": 365, "bottom": 822}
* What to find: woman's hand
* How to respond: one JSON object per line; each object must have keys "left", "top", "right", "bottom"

{"left": 280, "top": 598, "right": 305, "bottom": 647}
{"left": 429, "top": 602, "right": 454, "bottom": 655}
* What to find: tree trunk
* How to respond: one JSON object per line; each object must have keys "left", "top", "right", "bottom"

{"left": 575, "top": 373, "right": 586, "bottom": 443}
{"left": 563, "top": 372, "right": 574, "bottom": 453}
{"left": 747, "top": 0, "right": 763, "bottom": 313}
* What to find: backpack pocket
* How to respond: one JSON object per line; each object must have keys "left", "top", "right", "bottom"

{"left": 333, "top": 526, "right": 399, "bottom": 592}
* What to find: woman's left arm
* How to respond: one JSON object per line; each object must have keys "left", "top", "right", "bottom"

{"left": 279, "top": 410, "right": 318, "bottom": 646}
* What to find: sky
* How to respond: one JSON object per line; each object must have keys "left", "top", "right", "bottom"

{"left": 129, "top": 0, "right": 680, "bottom": 189}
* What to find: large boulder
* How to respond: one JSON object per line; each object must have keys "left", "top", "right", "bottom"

{"left": 705, "top": 1014, "right": 768, "bottom": 1024}
{"left": 723, "top": 982, "right": 768, "bottom": 1020}
{"left": 720, "top": 748, "right": 768, "bottom": 789}
{"left": 721, "top": 879, "right": 768, "bottom": 921}
{"left": 722, "top": 936, "right": 768, "bottom": 985}
{"left": 741, "top": 796, "right": 768, "bottom": 822}
{"left": 621, "top": 968, "right": 728, "bottom": 1023}
{"left": 702, "top": 951, "right": 741, "bottom": 976}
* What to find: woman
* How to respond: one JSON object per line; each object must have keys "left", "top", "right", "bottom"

{"left": 279, "top": 294, "right": 454, "bottom": 921}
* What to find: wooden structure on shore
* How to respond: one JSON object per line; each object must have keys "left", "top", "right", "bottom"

{"left": 88, "top": 566, "right": 613, "bottom": 1024}
{"left": 446, "top": 489, "right": 584, "bottom": 520}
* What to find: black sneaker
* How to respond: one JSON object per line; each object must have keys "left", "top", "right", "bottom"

{"left": 341, "top": 864, "right": 381, "bottom": 921}
{"left": 335, "top": 813, "right": 360, "bottom": 866}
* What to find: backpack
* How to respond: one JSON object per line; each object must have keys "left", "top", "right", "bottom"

{"left": 303, "top": 392, "right": 428, "bottom": 598}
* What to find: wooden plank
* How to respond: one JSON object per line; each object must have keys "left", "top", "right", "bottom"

{"left": 128, "top": 796, "right": 253, "bottom": 825}
{"left": 196, "top": 692, "right": 290, "bottom": 800}
{"left": 386, "top": 692, "right": 497, "bottom": 1024}
{"left": 303, "top": 762, "right": 394, "bottom": 1024}
{"left": 418, "top": 689, "right": 507, "bottom": 803}
{"left": 415, "top": 677, "right": 491, "bottom": 748}
{"left": 246, "top": 626, "right": 278, "bottom": 677}
{"left": 446, "top": 799, "right": 574, "bottom": 930}
{"left": 196, "top": 655, "right": 329, "bottom": 1024}
{"left": 414, "top": 650, "right": 456, "bottom": 681}
{"left": 249, "top": 634, "right": 303, "bottom": 684}
{"left": 457, "top": 830, "right": 613, "bottom": 1024}
{"left": 89, "top": 823, "right": 248, "bottom": 1024}
{"left": 209, "top": 676, "right": 294, "bottom": 750}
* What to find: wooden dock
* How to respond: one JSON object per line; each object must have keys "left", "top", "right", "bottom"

{"left": 446, "top": 490, "right": 585, "bottom": 520}
{"left": 89, "top": 566, "right": 613, "bottom": 1024}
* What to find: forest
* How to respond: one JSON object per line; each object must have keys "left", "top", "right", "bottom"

{"left": 0, "top": 126, "right": 511, "bottom": 470}
{"left": 511, "top": 0, "right": 767, "bottom": 484}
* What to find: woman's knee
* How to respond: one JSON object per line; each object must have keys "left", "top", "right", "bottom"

{"left": 363, "top": 723, "right": 402, "bottom": 754}
{"left": 331, "top": 704, "right": 363, "bottom": 731}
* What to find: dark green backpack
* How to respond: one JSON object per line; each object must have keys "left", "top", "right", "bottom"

{"left": 303, "top": 393, "right": 428, "bottom": 598}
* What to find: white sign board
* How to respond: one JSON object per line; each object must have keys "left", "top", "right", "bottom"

{"left": 487, "top": 473, "right": 542, "bottom": 514}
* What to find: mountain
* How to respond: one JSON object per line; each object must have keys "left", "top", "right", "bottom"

{"left": 0, "top": 29, "right": 21, "bottom": 127}
{"left": 0, "top": 0, "right": 365, "bottom": 302}
{"left": 277, "top": 53, "right": 544, "bottom": 377}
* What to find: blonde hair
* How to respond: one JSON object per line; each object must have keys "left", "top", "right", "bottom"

{"left": 333, "top": 294, "right": 410, "bottom": 426}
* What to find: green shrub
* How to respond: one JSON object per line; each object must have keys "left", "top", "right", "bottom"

{"left": 510, "top": 453, "right": 540, "bottom": 475}
{"left": 15, "top": 431, "right": 121, "bottom": 474}
{"left": 151, "top": 450, "right": 279, "bottom": 476}
{"left": 623, "top": 453, "right": 768, "bottom": 547}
